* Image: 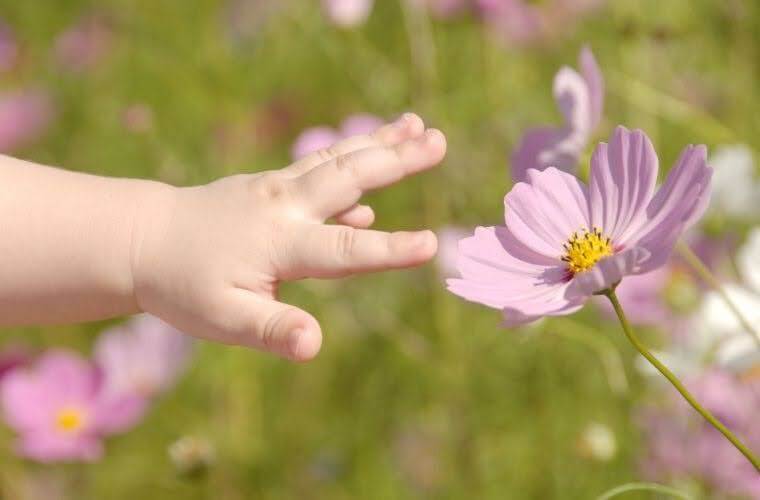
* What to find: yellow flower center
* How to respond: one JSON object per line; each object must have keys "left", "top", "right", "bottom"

{"left": 55, "top": 407, "right": 85, "bottom": 433}
{"left": 561, "top": 228, "right": 613, "bottom": 275}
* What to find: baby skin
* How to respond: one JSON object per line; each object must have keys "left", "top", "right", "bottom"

{"left": 0, "top": 113, "right": 445, "bottom": 362}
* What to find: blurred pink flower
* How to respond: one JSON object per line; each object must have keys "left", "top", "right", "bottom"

{"left": 291, "top": 127, "right": 341, "bottom": 161}
{"left": 0, "top": 350, "right": 146, "bottom": 462}
{"left": 476, "top": 0, "right": 604, "bottom": 45}
{"left": 639, "top": 370, "right": 760, "bottom": 497}
{"left": 0, "top": 20, "right": 18, "bottom": 72}
{"left": 0, "top": 345, "right": 31, "bottom": 380}
{"left": 54, "top": 15, "right": 112, "bottom": 72}
{"left": 94, "top": 314, "right": 192, "bottom": 399}
{"left": 322, "top": 0, "right": 375, "bottom": 28}
{"left": 511, "top": 46, "right": 603, "bottom": 182}
{"left": 448, "top": 127, "right": 712, "bottom": 326}
{"left": 291, "top": 113, "right": 385, "bottom": 160}
{"left": 596, "top": 267, "right": 670, "bottom": 326}
{"left": 122, "top": 103, "right": 154, "bottom": 133}
{"left": 594, "top": 234, "right": 728, "bottom": 330}
{"left": 436, "top": 227, "right": 470, "bottom": 278}
{"left": 477, "top": 0, "right": 544, "bottom": 44}
{"left": 340, "top": 113, "right": 384, "bottom": 137}
{"left": 0, "top": 90, "right": 54, "bottom": 152}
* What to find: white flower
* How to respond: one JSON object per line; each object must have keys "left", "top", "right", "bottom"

{"left": 576, "top": 422, "right": 617, "bottom": 462}
{"left": 322, "top": 0, "right": 374, "bottom": 28}
{"left": 695, "top": 284, "right": 760, "bottom": 372}
{"left": 168, "top": 436, "right": 216, "bottom": 475}
{"left": 708, "top": 145, "right": 759, "bottom": 218}
{"left": 638, "top": 228, "right": 760, "bottom": 378}
{"left": 94, "top": 314, "right": 193, "bottom": 399}
{"left": 692, "top": 228, "right": 760, "bottom": 372}
{"left": 737, "top": 227, "right": 760, "bottom": 293}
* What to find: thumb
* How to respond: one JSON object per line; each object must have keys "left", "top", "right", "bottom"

{"left": 223, "top": 290, "right": 323, "bottom": 362}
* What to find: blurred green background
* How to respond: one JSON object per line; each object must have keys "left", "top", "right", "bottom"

{"left": 1, "top": 1, "right": 759, "bottom": 498}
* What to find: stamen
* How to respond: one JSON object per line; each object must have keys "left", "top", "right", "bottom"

{"left": 55, "top": 407, "right": 85, "bottom": 433}
{"left": 561, "top": 227, "right": 614, "bottom": 275}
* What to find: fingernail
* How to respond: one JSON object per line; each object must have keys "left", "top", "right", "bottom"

{"left": 394, "top": 113, "right": 411, "bottom": 128}
{"left": 422, "top": 128, "right": 440, "bottom": 144}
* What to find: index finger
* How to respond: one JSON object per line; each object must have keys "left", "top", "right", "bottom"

{"left": 295, "top": 128, "right": 447, "bottom": 218}
{"left": 282, "top": 113, "right": 425, "bottom": 178}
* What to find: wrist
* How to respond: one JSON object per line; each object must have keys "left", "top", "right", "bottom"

{"left": 128, "top": 179, "right": 178, "bottom": 314}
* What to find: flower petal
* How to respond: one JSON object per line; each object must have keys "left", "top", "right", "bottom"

{"left": 93, "top": 393, "right": 148, "bottom": 435}
{"left": 340, "top": 113, "right": 384, "bottom": 137}
{"left": 624, "top": 144, "right": 712, "bottom": 272}
{"left": 290, "top": 126, "right": 340, "bottom": 160}
{"left": 501, "top": 288, "right": 584, "bottom": 327}
{"left": 17, "top": 432, "right": 103, "bottom": 463}
{"left": 588, "top": 127, "right": 658, "bottom": 242}
{"left": 554, "top": 66, "right": 592, "bottom": 136}
{"left": 447, "top": 226, "right": 584, "bottom": 326}
{"left": 579, "top": 45, "right": 603, "bottom": 130}
{"left": 511, "top": 127, "right": 571, "bottom": 182}
{"left": 737, "top": 228, "right": 760, "bottom": 294}
{"left": 567, "top": 247, "right": 651, "bottom": 298}
{"left": 505, "top": 166, "right": 591, "bottom": 257}
{"left": 1, "top": 369, "right": 52, "bottom": 431}
{"left": 511, "top": 126, "right": 587, "bottom": 183}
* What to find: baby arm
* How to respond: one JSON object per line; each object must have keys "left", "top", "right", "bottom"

{"left": 0, "top": 113, "right": 445, "bottom": 361}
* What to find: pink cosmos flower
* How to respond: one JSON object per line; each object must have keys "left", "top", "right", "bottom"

{"left": 0, "top": 350, "right": 146, "bottom": 462}
{"left": 639, "top": 370, "right": 760, "bottom": 497}
{"left": 291, "top": 127, "right": 341, "bottom": 161}
{"left": 322, "top": 0, "right": 375, "bottom": 28}
{"left": 340, "top": 113, "right": 385, "bottom": 137}
{"left": 291, "top": 113, "right": 385, "bottom": 160}
{"left": 436, "top": 227, "right": 471, "bottom": 278}
{"left": 0, "top": 20, "right": 18, "bottom": 72}
{"left": 448, "top": 126, "right": 712, "bottom": 327}
{"left": 0, "top": 345, "right": 31, "bottom": 380}
{"left": 54, "top": 15, "right": 112, "bottom": 72}
{"left": 476, "top": 0, "right": 604, "bottom": 46}
{"left": 0, "top": 90, "right": 54, "bottom": 153}
{"left": 94, "top": 314, "right": 192, "bottom": 399}
{"left": 121, "top": 103, "right": 154, "bottom": 133}
{"left": 477, "top": 0, "right": 544, "bottom": 44}
{"left": 511, "top": 46, "right": 603, "bottom": 182}
{"left": 597, "top": 266, "right": 670, "bottom": 326}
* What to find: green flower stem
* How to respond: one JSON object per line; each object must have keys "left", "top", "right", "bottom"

{"left": 603, "top": 288, "right": 760, "bottom": 472}
{"left": 676, "top": 241, "right": 760, "bottom": 347}
{"left": 596, "top": 482, "right": 693, "bottom": 500}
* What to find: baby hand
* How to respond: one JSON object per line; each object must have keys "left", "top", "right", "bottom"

{"left": 132, "top": 114, "right": 445, "bottom": 361}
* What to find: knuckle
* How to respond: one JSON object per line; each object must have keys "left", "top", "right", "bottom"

{"left": 334, "top": 153, "right": 356, "bottom": 174}
{"left": 314, "top": 147, "right": 335, "bottom": 164}
{"left": 335, "top": 227, "right": 357, "bottom": 261}
{"left": 249, "top": 175, "right": 290, "bottom": 202}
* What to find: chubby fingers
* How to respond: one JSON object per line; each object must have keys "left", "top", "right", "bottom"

{"left": 221, "top": 289, "right": 323, "bottom": 362}
{"left": 296, "top": 128, "right": 446, "bottom": 219}
{"left": 283, "top": 113, "right": 425, "bottom": 177}
{"left": 333, "top": 204, "right": 375, "bottom": 228}
{"left": 277, "top": 225, "right": 438, "bottom": 280}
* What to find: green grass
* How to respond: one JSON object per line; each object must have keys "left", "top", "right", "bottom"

{"left": 1, "top": 1, "right": 759, "bottom": 498}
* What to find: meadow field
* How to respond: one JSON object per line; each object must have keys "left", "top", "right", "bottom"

{"left": 0, "top": 1, "right": 759, "bottom": 498}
